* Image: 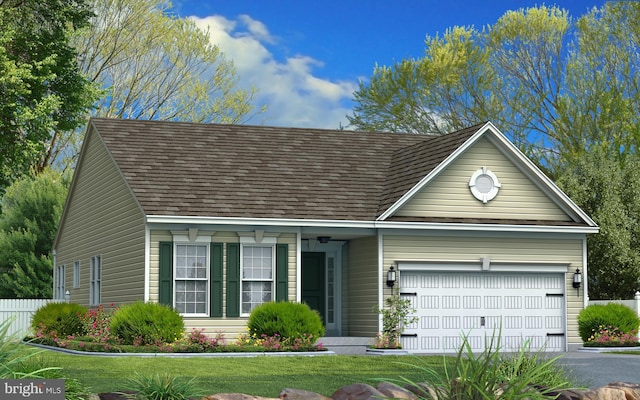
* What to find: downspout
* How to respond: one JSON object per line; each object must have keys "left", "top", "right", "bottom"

{"left": 583, "top": 236, "right": 588, "bottom": 307}
{"left": 377, "top": 232, "right": 384, "bottom": 334}
{"left": 144, "top": 225, "right": 150, "bottom": 302}
{"left": 52, "top": 249, "right": 57, "bottom": 300}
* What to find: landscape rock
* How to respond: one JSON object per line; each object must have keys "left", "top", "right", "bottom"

{"left": 330, "top": 383, "right": 385, "bottom": 400}
{"left": 542, "top": 388, "right": 587, "bottom": 400}
{"left": 202, "top": 394, "right": 277, "bottom": 400}
{"left": 190, "top": 380, "right": 640, "bottom": 400}
{"left": 375, "top": 382, "right": 418, "bottom": 399}
{"left": 403, "top": 382, "right": 439, "bottom": 398}
{"left": 582, "top": 387, "right": 628, "bottom": 400}
{"left": 279, "top": 388, "right": 330, "bottom": 399}
{"left": 606, "top": 382, "right": 640, "bottom": 400}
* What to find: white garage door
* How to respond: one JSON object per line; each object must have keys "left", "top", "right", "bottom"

{"left": 399, "top": 271, "right": 565, "bottom": 353}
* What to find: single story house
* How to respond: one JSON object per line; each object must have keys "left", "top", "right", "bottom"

{"left": 52, "top": 118, "right": 598, "bottom": 353}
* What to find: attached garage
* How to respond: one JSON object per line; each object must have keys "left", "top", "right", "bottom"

{"left": 398, "top": 265, "right": 567, "bottom": 353}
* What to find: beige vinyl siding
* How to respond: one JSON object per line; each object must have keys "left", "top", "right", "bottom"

{"left": 383, "top": 234, "right": 585, "bottom": 347}
{"left": 55, "top": 129, "right": 146, "bottom": 307}
{"left": 149, "top": 230, "right": 297, "bottom": 338}
{"left": 396, "top": 137, "right": 571, "bottom": 221}
{"left": 347, "top": 236, "right": 379, "bottom": 337}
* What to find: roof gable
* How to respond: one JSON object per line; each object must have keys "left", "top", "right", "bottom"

{"left": 378, "top": 122, "right": 597, "bottom": 227}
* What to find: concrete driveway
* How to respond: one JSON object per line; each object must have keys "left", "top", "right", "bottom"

{"left": 554, "top": 351, "right": 640, "bottom": 388}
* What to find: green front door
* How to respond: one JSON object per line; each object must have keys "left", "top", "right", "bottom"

{"left": 302, "top": 252, "right": 326, "bottom": 324}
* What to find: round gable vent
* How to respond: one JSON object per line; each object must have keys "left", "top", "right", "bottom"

{"left": 469, "top": 167, "right": 501, "bottom": 203}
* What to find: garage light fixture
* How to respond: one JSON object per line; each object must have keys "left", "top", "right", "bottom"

{"left": 387, "top": 266, "right": 397, "bottom": 288}
{"left": 572, "top": 268, "right": 582, "bottom": 294}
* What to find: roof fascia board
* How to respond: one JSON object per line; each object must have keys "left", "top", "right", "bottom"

{"left": 53, "top": 121, "right": 97, "bottom": 250}
{"left": 377, "top": 122, "right": 492, "bottom": 221}
{"left": 146, "top": 215, "right": 598, "bottom": 234}
{"left": 481, "top": 124, "right": 597, "bottom": 227}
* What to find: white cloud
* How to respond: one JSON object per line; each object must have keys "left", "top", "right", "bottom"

{"left": 190, "top": 15, "right": 357, "bottom": 129}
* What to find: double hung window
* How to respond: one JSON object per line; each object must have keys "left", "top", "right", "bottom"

{"left": 55, "top": 265, "right": 65, "bottom": 300}
{"left": 241, "top": 245, "right": 274, "bottom": 314}
{"left": 90, "top": 255, "right": 101, "bottom": 306}
{"left": 174, "top": 243, "right": 209, "bottom": 315}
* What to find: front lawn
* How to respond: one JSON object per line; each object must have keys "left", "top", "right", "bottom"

{"left": 36, "top": 348, "right": 447, "bottom": 397}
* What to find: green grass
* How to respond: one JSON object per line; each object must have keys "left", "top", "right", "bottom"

{"left": 34, "top": 347, "right": 447, "bottom": 397}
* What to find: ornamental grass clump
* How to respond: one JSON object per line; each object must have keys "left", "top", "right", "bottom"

{"left": 388, "top": 333, "right": 574, "bottom": 400}
{"left": 123, "top": 372, "right": 201, "bottom": 400}
{"left": 578, "top": 303, "right": 640, "bottom": 345}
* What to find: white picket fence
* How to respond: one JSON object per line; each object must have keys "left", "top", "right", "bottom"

{"left": 589, "top": 292, "right": 640, "bottom": 317}
{"left": 0, "top": 299, "right": 59, "bottom": 338}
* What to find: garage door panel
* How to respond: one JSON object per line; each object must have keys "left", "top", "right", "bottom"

{"left": 400, "top": 271, "right": 565, "bottom": 353}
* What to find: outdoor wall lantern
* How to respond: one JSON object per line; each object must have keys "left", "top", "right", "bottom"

{"left": 386, "top": 266, "right": 397, "bottom": 288}
{"left": 573, "top": 268, "right": 582, "bottom": 294}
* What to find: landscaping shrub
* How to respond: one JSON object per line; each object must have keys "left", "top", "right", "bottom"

{"left": 577, "top": 303, "right": 639, "bottom": 343}
{"left": 247, "top": 301, "right": 325, "bottom": 341}
{"left": 31, "top": 302, "right": 87, "bottom": 337}
{"left": 110, "top": 302, "right": 184, "bottom": 345}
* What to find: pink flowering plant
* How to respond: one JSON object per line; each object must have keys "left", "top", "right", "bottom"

{"left": 585, "top": 325, "right": 640, "bottom": 347}
{"left": 80, "top": 303, "right": 118, "bottom": 344}
{"left": 234, "top": 331, "right": 323, "bottom": 352}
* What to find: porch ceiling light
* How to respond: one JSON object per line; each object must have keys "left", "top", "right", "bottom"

{"left": 317, "top": 236, "right": 331, "bottom": 244}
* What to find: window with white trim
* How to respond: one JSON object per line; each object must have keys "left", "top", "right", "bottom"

{"left": 73, "top": 261, "right": 80, "bottom": 288}
{"left": 55, "top": 265, "right": 65, "bottom": 300}
{"left": 174, "top": 243, "right": 209, "bottom": 315}
{"left": 90, "top": 255, "right": 101, "bottom": 306}
{"left": 241, "top": 245, "right": 274, "bottom": 314}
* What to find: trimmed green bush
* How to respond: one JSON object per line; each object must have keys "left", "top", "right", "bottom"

{"left": 31, "top": 302, "right": 87, "bottom": 337}
{"left": 577, "top": 303, "right": 640, "bottom": 342}
{"left": 247, "top": 301, "right": 325, "bottom": 340}
{"left": 110, "top": 302, "right": 184, "bottom": 345}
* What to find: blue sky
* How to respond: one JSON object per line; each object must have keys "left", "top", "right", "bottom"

{"left": 172, "top": 1, "right": 607, "bottom": 129}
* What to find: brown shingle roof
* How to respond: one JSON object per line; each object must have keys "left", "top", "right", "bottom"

{"left": 90, "top": 118, "right": 481, "bottom": 221}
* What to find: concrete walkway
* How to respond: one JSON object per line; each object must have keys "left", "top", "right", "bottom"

{"left": 554, "top": 351, "right": 640, "bottom": 388}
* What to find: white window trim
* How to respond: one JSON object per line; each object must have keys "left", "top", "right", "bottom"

{"left": 172, "top": 240, "right": 211, "bottom": 317}
{"left": 55, "top": 265, "right": 65, "bottom": 300}
{"left": 240, "top": 240, "right": 276, "bottom": 316}
{"left": 73, "top": 261, "right": 80, "bottom": 288}
{"left": 469, "top": 166, "right": 501, "bottom": 203}
{"left": 90, "top": 255, "right": 102, "bottom": 306}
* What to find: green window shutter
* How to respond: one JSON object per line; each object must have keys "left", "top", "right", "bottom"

{"left": 159, "top": 242, "right": 173, "bottom": 306}
{"left": 276, "top": 244, "right": 288, "bottom": 301}
{"left": 226, "top": 243, "right": 240, "bottom": 317}
{"left": 210, "top": 243, "right": 223, "bottom": 317}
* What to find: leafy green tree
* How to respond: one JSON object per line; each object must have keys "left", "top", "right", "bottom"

{"left": 555, "top": 150, "right": 640, "bottom": 299}
{"left": 0, "top": 170, "right": 69, "bottom": 298}
{"left": 349, "top": 3, "right": 640, "bottom": 169}
{"left": 76, "top": 0, "right": 261, "bottom": 123}
{"left": 0, "top": 0, "right": 97, "bottom": 192}
{"left": 52, "top": 0, "right": 264, "bottom": 170}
